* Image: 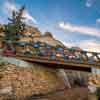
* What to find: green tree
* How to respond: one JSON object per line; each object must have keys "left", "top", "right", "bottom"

{"left": 4, "top": 5, "right": 26, "bottom": 43}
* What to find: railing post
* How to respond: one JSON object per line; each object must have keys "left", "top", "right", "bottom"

{"left": 81, "top": 51, "right": 88, "bottom": 61}
{"left": 95, "top": 53, "right": 100, "bottom": 61}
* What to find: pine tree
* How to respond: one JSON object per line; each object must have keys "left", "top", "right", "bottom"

{"left": 4, "top": 5, "right": 26, "bottom": 43}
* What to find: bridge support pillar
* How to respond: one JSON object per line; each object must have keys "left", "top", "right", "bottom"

{"left": 57, "top": 69, "right": 71, "bottom": 88}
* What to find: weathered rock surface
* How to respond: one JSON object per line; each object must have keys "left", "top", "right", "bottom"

{"left": 0, "top": 63, "right": 64, "bottom": 100}
{"left": 33, "top": 33, "right": 63, "bottom": 46}
{"left": 88, "top": 74, "right": 100, "bottom": 86}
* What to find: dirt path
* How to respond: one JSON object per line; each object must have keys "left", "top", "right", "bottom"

{"left": 25, "top": 87, "right": 88, "bottom": 100}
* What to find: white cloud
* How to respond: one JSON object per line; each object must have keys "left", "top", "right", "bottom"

{"left": 62, "top": 41, "right": 77, "bottom": 48}
{"left": 22, "top": 10, "right": 37, "bottom": 24}
{"left": 3, "top": 1, "right": 37, "bottom": 24}
{"left": 79, "top": 40, "right": 100, "bottom": 52}
{"left": 4, "top": 1, "right": 17, "bottom": 13}
{"left": 62, "top": 40, "right": 100, "bottom": 52}
{"left": 58, "top": 22, "right": 100, "bottom": 37}
{"left": 85, "top": 0, "right": 92, "bottom": 7}
{"left": 96, "top": 18, "right": 100, "bottom": 24}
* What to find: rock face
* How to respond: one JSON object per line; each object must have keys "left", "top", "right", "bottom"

{"left": 0, "top": 24, "right": 88, "bottom": 100}
{"left": 88, "top": 74, "right": 100, "bottom": 86}
{"left": 20, "top": 27, "right": 64, "bottom": 46}
{"left": 33, "top": 32, "right": 63, "bottom": 47}
{"left": 23, "top": 26, "right": 64, "bottom": 47}
{"left": 0, "top": 63, "right": 64, "bottom": 100}
{"left": 21, "top": 26, "right": 41, "bottom": 37}
{"left": 0, "top": 24, "right": 64, "bottom": 47}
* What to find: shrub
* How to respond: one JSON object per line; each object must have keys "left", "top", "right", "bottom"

{"left": 96, "top": 87, "right": 100, "bottom": 100}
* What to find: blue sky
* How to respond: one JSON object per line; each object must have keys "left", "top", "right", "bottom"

{"left": 0, "top": 0, "right": 100, "bottom": 52}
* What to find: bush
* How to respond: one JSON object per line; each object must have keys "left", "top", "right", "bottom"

{"left": 96, "top": 87, "right": 100, "bottom": 100}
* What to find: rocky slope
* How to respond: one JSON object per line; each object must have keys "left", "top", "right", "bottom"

{"left": 0, "top": 24, "right": 64, "bottom": 47}
{"left": 0, "top": 64, "right": 88, "bottom": 100}
{"left": 33, "top": 32, "right": 63, "bottom": 46}
{"left": 88, "top": 74, "right": 100, "bottom": 86}
{"left": 0, "top": 55, "right": 88, "bottom": 100}
{"left": 0, "top": 61, "right": 65, "bottom": 100}
{"left": 0, "top": 24, "right": 89, "bottom": 100}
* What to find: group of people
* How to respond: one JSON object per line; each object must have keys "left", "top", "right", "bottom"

{"left": 2, "top": 41, "right": 99, "bottom": 64}
{"left": 15, "top": 41, "right": 98, "bottom": 63}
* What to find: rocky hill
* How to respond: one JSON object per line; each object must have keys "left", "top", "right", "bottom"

{"left": 0, "top": 24, "right": 88, "bottom": 100}
{"left": 0, "top": 24, "right": 64, "bottom": 47}
{"left": 33, "top": 32, "right": 63, "bottom": 46}
{"left": 0, "top": 5, "right": 89, "bottom": 100}
{"left": 0, "top": 61, "right": 65, "bottom": 100}
{"left": 0, "top": 60, "right": 88, "bottom": 100}
{"left": 21, "top": 25, "right": 41, "bottom": 37}
{"left": 19, "top": 27, "right": 64, "bottom": 47}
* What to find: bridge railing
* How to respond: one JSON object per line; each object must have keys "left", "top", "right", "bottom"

{"left": 2, "top": 41, "right": 100, "bottom": 66}
{"left": 15, "top": 43, "right": 100, "bottom": 67}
